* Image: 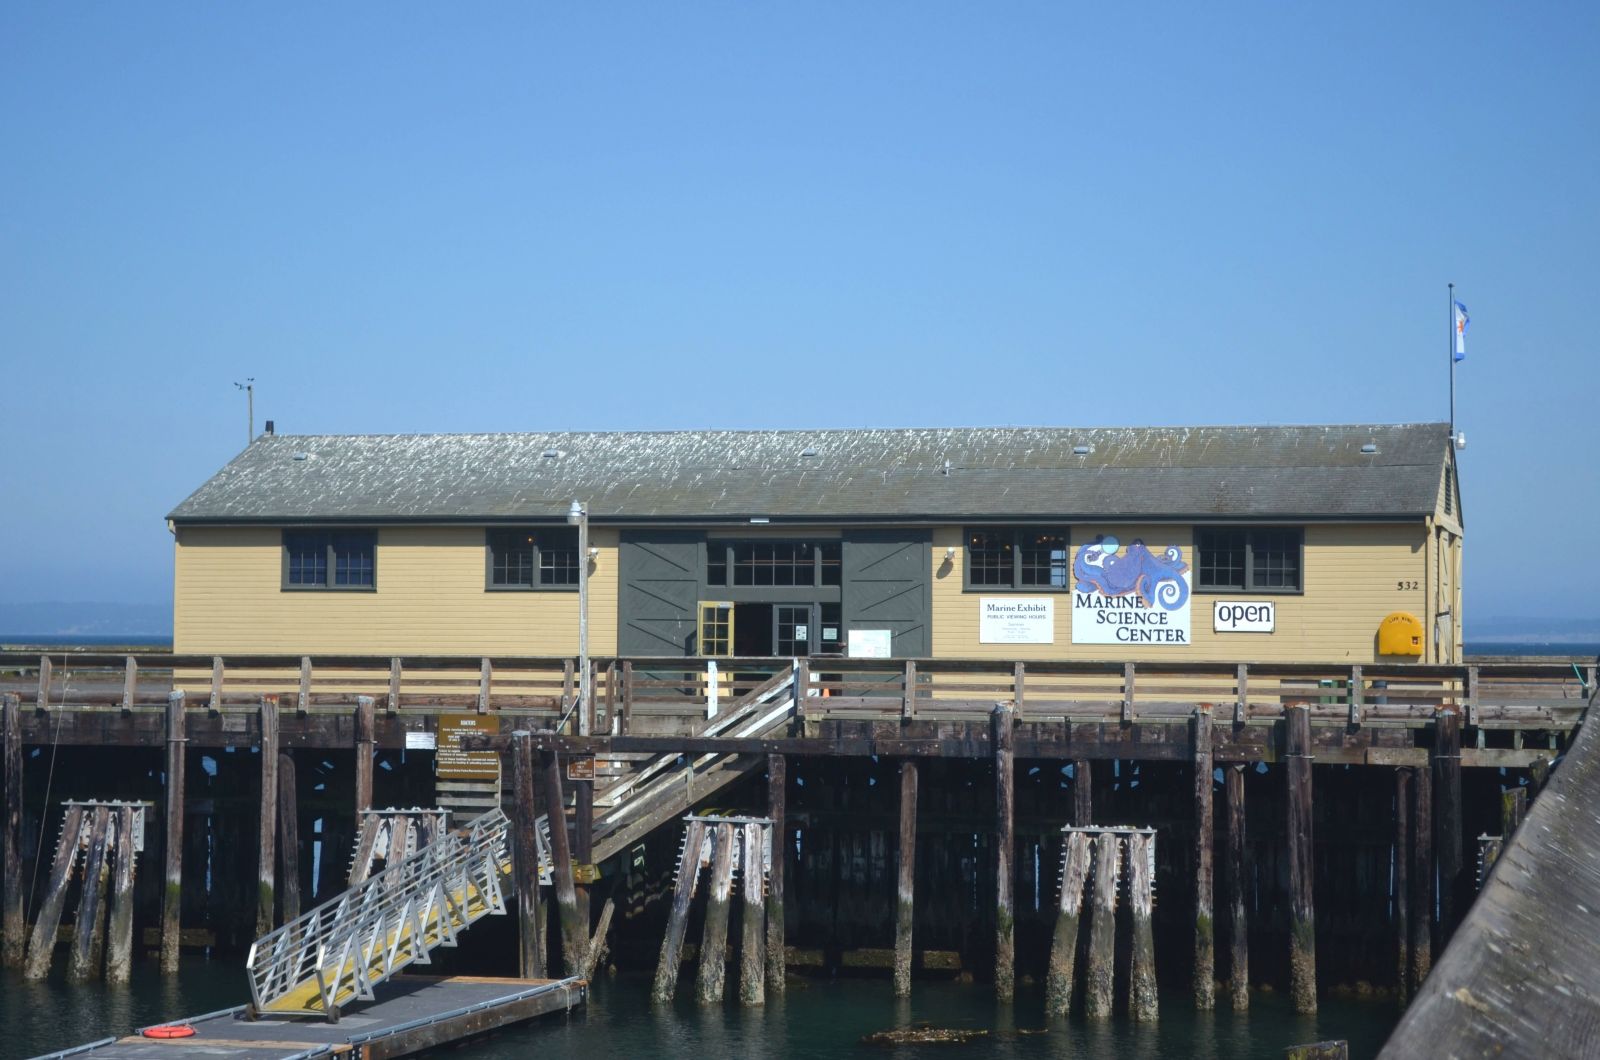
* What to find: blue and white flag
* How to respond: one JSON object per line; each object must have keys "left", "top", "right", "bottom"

{"left": 1453, "top": 300, "right": 1469, "bottom": 362}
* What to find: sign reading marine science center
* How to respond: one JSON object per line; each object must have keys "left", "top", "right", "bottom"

{"left": 1070, "top": 535, "right": 1192, "bottom": 645}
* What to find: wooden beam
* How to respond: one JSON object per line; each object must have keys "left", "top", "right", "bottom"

{"left": 1409, "top": 765, "right": 1433, "bottom": 994}
{"left": 1045, "top": 830, "right": 1092, "bottom": 1018}
{"left": 1226, "top": 763, "right": 1249, "bottom": 1011}
{"left": 354, "top": 696, "right": 375, "bottom": 815}
{"left": 298, "top": 657, "right": 311, "bottom": 714}
{"left": 893, "top": 759, "right": 917, "bottom": 998}
{"left": 2, "top": 694, "right": 22, "bottom": 969}
{"left": 160, "top": 691, "right": 186, "bottom": 974}
{"left": 256, "top": 696, "right": 280, "bottom": 938}
{"left": 540, "top": 748, "right": 586, "bottom": 976}
{"left": 1129, "top": 831, "right": 1157, "bottom": 1021}
{"left": 992, "top": 702, "right": 1015, "bottom": 1003}
{"left": 1285, "top": 704, "right": 1317, "bottom": 1014}
{"left": 277, "top": 751, "right": 300, "bottom": 923}
{"left": 652, "top": 818, "right": 705, "bottom": 1004}
{"left": 1084, "top": 831, "right": 1118, "bottom": 1019}
{"left": 511, "top": 731, "right": 545, "bottom": 979}
{"left": 696, "top": 823, "right": 735, "bottom": 1004}
{"left": 1073, "top": 759, "right": 1092, "bottom": 826}
{"left": 67, "top": 806, "right": 111, "bottom": 983}
{"left": 105, "top": 805, "right": 136, "bottom": 984}
{"left": 1433, "top": 707, "right": 1464, "bottom": 948}
{"left": 24, "top": 805, "right": 84, "bottom": 980}
{"left": 1193, "top": 704, "right": 1215, "bottom": 1010}
{"left": 766, "top": 754, "right": 786, "bottom": 995}
{"left": 738, "top": 821, "right": 766, "bottom": 1006}
{"left": 1394, "top": 768, "right": 1411, "bottom": 1006}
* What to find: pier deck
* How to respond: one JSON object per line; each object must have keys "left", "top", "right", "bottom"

{"left": 36, "top": 975, "right": 585, "bottom": 1060}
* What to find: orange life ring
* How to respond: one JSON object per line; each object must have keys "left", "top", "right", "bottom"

{"left": 142, "top": 1025, "right": 196, "bottom": 1039}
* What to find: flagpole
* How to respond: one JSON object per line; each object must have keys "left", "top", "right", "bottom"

{"left": 1448, "top": 282, "right": 1455, "bottom": 437}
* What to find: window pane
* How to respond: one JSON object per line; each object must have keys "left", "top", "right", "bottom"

{"left": 732, "top": 542, "right": 814, "bottom": 587}
{"left": 332, "top": 532, "right": 375, "bottom": 587}
{"left": 490, "top": 530, "right": 536, "bottom": 587}
{"left": 968, "top": 530, "right": 1014, "bottom": 587}
{"left": 285, "top": 532, "right": 327, "bottom": 586}
{"left": 1197, "top": 529, "right": 1246, "bottom": 590}
{"left": 1249, "top": 530, "right": 1301, "bottom": 590}
{"left": 539, "top": 528, "right": 580, "bottom": 586}
{"left": 707, "top": 545, "right": 728, "bottom": 586}
{"left": 819, "top": 542, "right": 841, "bottom": 586}
{"left": 1019, "top": 532, "right": 1070, "bottom": 587}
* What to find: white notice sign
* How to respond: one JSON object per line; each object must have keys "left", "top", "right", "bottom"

{"left": 848, "top": 629, "right": 893, "bottom": 658}
{"left": 1069, "top": 535, "right": 1192, "bottom": 645}
{"left": 405, "top": 730, "right": 437, "bottom": 751}
{"left": 979, "top": 598, "right": 1055, "bottom": 644}
{"left": 1214, "top": 601, "right": 1276, "bottom": 633}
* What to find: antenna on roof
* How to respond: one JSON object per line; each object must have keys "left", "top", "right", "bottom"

{"left": 233, "top": 378, "right": 255, "bottom": 446}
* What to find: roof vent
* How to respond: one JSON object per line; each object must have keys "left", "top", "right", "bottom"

{"left": 264, "top": 420, "right": 275, "bottom": 436}
{"left": 1360, "top": 443, "right": 1378, "bottom": 455}
{"left": 542, "top": 448, "right": 562, "bottom": 459}
{"left": 1072, "top": 444, "right": 1091, "bottom": 456}
{"left": 292, "top": 452, "right": 309, "bottom": 462}
{"left": 800, "top": 446, "right": 819, "bottom": 458}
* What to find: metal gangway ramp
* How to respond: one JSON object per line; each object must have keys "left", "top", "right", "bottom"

{"left": 246, "top": 808, "right": 515, "bottom": 1019}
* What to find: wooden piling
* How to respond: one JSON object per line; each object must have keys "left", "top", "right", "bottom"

{"left": 1129, "top": 831, "right": 1157, "bottom": 1022}
{"left": 1226, "top": 763, "right": 1249, "bottom": 1011}
{"left": 256, "top": 696, "right": 279, "bottom": 939}
{"left": 1285, "top": 703, "right": 1317, "bottom": 1014}
{"left": 278, "top": 752, "right": 300, "bottom": 923}
{"left": 511, "top": 732, "right": 545, "bottom": 979}
{"left": 992, "top": 702, "right": 1016, "bottom": 1003}
{"left": 1501, "top": 785, "right": 1528, "bottom": 839}
{"left": 652, "top": 818, "right": 707, "bottom": 1003}
{"left": 766, "top": 754, "right": 786, "bottom": 995}
{"left": 24, "top": 804, "right": 85, "bottom": 979}
{"left": 1073, "top": 759, "right": 1093, "bottom": 826}
{"left": 738, "top": 820, "right": 766, "bottom": 1006}
{"left": 2, "top": 693, "right": 22, "bottom": 970}
{"left": 1045, "top": 830, "right": 1092, "bottom": 1018}
{"left": 161, "top": 690, "right": 186, "bottom": 974}
{"left": 68, "top": 807, "right": 111, "bottom": 983}
{"left": 1394, "top": 768, "right": 1411, "bottom": 1005}
{"left": 1433, "top": 707, "right": 1463, "bottom": 947}
{"left": 696, "top": 823, "right": 735, "bottom": 1004}
{"left": 540, "top": 748, "right": 586, "bottom": 976}
{"left": 1193, "top": 704, "right": 1215, "bottom": 1010}
{"left": 354, "top": 695, "right": 376, "bottom": 816}
{"left": 575, "top": 769, "right": 593, "bottom": 928}
{"left": 1409, "top": 765, "right": 1433, "bottom": 992}
{"left": 893, "top": 758, "right": 918, "bottom": 998}
{"left": 1084, "top": 831, "right": 1119, "bottom": 1020}
{"left": 105, "top": 804, "right": 136, "bottom": 984}
{"left": 1284, "top": 1042, "right": 1348, "bottom": 1060}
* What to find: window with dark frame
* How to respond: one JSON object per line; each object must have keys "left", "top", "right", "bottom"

{"left": 964, "top": 528, "right": 1070, "bottom": 590}
{"left": 487, "top": 528, "right": 579, "bottom": 589}
{"left": 705, "top": 540, "right": 842, "bottom": 588}
{"left": 1196, "top": 527, "right": 1303, "bottom": 592}
{"left": 283, "top": 530, "right": 375, "bottom": 589}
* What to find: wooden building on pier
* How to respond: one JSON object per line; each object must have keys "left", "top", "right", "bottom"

{"left": 168, "top": 422, "right": 1464, "bottom": 663}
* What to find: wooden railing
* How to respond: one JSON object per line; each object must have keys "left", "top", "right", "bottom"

{"left": 1, "top": 653, "right": 1593, "bottom": 734}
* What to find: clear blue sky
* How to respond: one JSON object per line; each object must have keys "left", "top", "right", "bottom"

{"left": 2, "top": 3, "right": 1596, "bottom": 625}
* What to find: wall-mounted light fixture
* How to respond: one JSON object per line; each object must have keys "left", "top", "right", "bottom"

{"left": 944, "top": 546, "right": 957, "bottom": 560}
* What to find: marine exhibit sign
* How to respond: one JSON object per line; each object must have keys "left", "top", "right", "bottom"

{"left": 979, "top": 597, "right": 1055, "bottom": 644}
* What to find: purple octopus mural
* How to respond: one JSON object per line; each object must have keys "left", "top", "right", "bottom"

{"left": 1073, "top": 535, "right": 1190, "bottom": 611}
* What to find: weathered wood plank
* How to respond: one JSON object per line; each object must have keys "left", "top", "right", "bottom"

{"left": 766, "top": 754, "right": 786, "bottom": 995}
{"left": 1286, "top": 704, "right": 1316, "bottom": 1014}
{"left": 893, "top": 759, "right": 917, "bottom": 998}
{"left": 1045, "top": 830, "right": 1092, "bottom": 1018}
{"left": 992, "top": 702, "right": 1015, "bottom": 1003}
{"left": 1193, "top": 704, "right": 1215, "bottom": 1010}
{"left": 160, "top": 691, "right": 186, "bottom": 974}
{"left": 1227, "top": 763, "right": 1249, "bottom": 1011}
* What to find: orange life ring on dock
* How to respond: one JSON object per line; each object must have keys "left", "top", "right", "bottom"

{"left": 142, "top": 1025, "right": 196, "bottom": 1039}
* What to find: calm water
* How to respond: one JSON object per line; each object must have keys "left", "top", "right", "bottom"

{"left": 3, "top": 960, "right": 1397, "bottom": 1060}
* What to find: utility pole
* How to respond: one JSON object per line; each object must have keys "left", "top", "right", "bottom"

{"left": 234, "top": 378, "right": 255, "bottom": 445}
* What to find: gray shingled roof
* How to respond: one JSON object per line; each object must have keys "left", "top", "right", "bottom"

{"left": 167, "top": 423, "right": 1451, "bottom": 524}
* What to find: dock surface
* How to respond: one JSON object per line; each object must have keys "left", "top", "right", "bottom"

{"left": 37, "top": 975, "right": 585, "bottom": 1060}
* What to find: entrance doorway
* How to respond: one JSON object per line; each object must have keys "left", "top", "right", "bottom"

{"left": 725, "top": 602, "right": 843, "bottom": 658}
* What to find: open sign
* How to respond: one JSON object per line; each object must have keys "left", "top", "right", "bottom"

{"left": 1213, "top": 601, "right": 1275, "bottom": 633}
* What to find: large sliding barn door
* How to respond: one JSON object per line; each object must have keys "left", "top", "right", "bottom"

{"left": 841, "top": 530, "right": 931, "bottom": 658}
{"left": 618, "top": 531, "right": 702, "bottom": 657}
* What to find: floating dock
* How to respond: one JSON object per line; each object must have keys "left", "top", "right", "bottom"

{"left": 35, "top": 975, "right": 585, "bottom": 1060}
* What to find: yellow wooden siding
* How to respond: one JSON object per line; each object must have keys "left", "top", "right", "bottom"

{"left": 929, "top": 523, "right": 1428, "bottom": 663}
{"left": 1433, "top": 457, "right": 1462, "bottom": 535}
{"left": 173, "top": 526, "right": 618, "bottom": 656}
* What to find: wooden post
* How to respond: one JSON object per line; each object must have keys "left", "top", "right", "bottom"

{"left": 575, "top": 769, "right": 593, "bottom": 928}
{"left": 2, "top": 693, "right": 22, "bottom": 970}
{"left": 621, "top": 661, "right": 634, "bottom": 735}
{"left": 1348, "top": 665, "right": 1364, "bottom": 729}
{"left": 893, "top": 759, "right": 918, "bottom": 998}
{"left": 1501, "top": 786, "right": 1528, "bottom": 840}
{"left": 278, "top": 752, "right": 300, "bottom": 923}
{"left": 36, "top": 655, "right": 53, "bottom": 712}
{"left": 354, "top": 696, "right": 375, "bottom": 816}
{"left": 1084, "top": 831, "right": 1118, "bottom": 1020}
{"left": 161, "top": 690, "right": 186, "bottom": 974}
{"left": 1227, "top": 763, "right": 1249, "bottom": 1011}
{"left": 1235, "top": 663, "right": 1249, "bottom": 725}
{"left": 256, "top": 696, "right": 279, "bottom": 938}
{"left": 540, "top": 748, "right": 586, "bottom": 975}
{"left": 992, "top": 702, "right": 1016, "bottom": 1003}
{"left": 208, "top": 656, "right": 223, "bottom": 712}
{"left": 1285, "top": 704, "right": 1317, "bottom": 1014}
{"left": 652, "top": 819, "right": 706, "bottom": 1003}
{"left": 1073, "top": 759, "right": 1093, "bottom": 826}
{"left": 1433, "top": 707, "right": 1463, "bottom": 947}
{"left": 1129, "top": 831, "right": 1157, "bottom": 1021}
{"left": 1394, "top": 768, "right": 1411, "bottom": 1005}
{"left": 738, "top": 820, "right": 766, "bottom": 1006}
{"left": 1045, "top": 830, "right": 1092, "bottom": 1018}
{"left": 1122, "top": 662, "right": 1135, "bottom": 725}
{"left": 766, "top": 754, "right": 786, "bottom": 995}
{"left": 478, "top": 657, "right": 493, "bottom": 713}
{"left": 122, "top": 656, "right": 138, "bottom": 713}
{"left": 298, "top": 657, "right": 312, "bottom": 713}
{"left": 67, "top": 807, "right": 112, "bottom": 983}
{"left": 511, "top": 732, "right": 545, "bottom": 979}
{"left": 1013, "top": 661, "right": 1025, "bottom": 716}
{"left": 388, "top": 657, "right": 402, "bottom": 711}
{"left": 1193, "top": 704, "right": 1215, "bottom": 1010}
{"left": 1284, "top": 1043, "right": 1349, "bottom": 1060}
{"left": 604, "top": 661, "right": 617, "bottom": 734}
{"left": 902, "top": 660, "right": 917, "bottom": 720}
{"left": 1409, "top": 765, "right": 1433, "bottom": 992}
{"left": 105, "top": 805, "right": 136, "bottom": 984}
{"left": 696, "top": 823, "right": 735, "bottom": 1004}
{"left": 24, "top": 805, "right": 84, "bottom": 979}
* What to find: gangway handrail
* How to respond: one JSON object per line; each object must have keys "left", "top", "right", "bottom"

{"left": 246, "top": 809, "right": 514, "bottom": 1018}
